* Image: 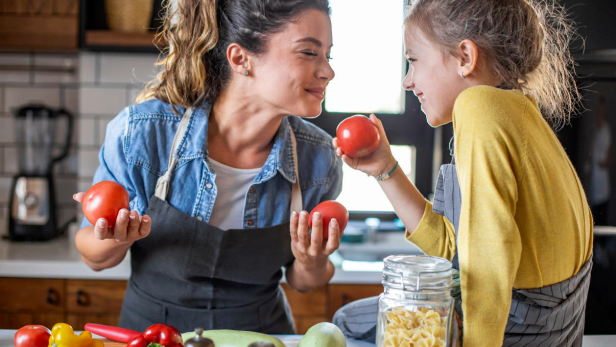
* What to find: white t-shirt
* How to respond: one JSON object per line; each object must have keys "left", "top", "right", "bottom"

{"left": 208, "top": 158, "right": 261, "bottom": 230}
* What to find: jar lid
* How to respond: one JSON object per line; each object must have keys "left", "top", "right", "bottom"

{"left": 382, "top": 255, "right": 453, "bottom": 292}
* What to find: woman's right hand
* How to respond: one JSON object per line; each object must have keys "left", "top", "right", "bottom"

{"left": 73, "top": 192, "right": 152, "bottom": 242}
{"left": 333, "top": 114, "right": 398, "bottom": 178}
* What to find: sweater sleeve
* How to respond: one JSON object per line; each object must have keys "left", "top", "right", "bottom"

{"left": 406, "top": 201, "right": 457, "bottom": 262}
{"left": 453, "top": 87, "right": 523, "bottom": 347}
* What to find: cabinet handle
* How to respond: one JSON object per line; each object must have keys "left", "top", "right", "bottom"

{"left": 46, "top": 288, "right": 60, "bottom": 305}
{"left": 76, "top": 290, "right": 90, "bottom": 306}
{"left": 341, "top": 294, "right": 349, "bottom": 306}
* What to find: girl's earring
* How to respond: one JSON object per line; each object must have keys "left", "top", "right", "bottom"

{"left": 460, "top": 72, "right": 466, "bottom": 80}
{"left": 243, "top": 70, "right": 249, "bottom": 76}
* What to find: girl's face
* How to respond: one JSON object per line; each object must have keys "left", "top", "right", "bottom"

{"left": 252, "top": 9, "right": 335, "bottom": 118}
{"left": 402, "top": 26, "right": 467, "bottom": 127}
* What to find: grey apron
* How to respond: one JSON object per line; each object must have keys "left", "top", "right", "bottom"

{"left": 432, "top": 144, "right": 592, "bottom": 347}
{"left": 334, "top": 143, "right": 592, "bottom": 347}
{"left": 119, "top": 108, "right": 302, "bottom": 334}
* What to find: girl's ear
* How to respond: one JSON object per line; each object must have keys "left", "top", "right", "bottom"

{"left": 457, "top": 39, "right": 479, "bottom": 78}
{"left": 227, "top": 43, "right": 252, "bottom": 76}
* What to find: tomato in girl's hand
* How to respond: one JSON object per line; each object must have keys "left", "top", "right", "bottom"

{"left": 308, "top": 200, "right": 349, "bottom": 241}
{"left": 14, "top": 325, "right": 51, "bottom": 347}
{"left": 336, "top": 115, "right": 380, "bottom": 158}
{"left": 82, "top": 181, "right": 129, "bottom": 228}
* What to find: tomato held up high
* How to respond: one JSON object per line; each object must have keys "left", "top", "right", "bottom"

{"left": 336, "top": 115, "right": 380, "bottom": 158}
{"left": 308, "top": 200, "right": 349, "bottom": 241}
{"left": 82, "top": 181, "right": 129, "bottom": 228}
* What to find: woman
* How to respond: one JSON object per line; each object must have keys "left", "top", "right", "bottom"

{"left": 74, "top": 0, "right": 342, "bottom": 334}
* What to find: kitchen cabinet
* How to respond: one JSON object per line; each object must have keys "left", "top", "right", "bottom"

{"left": 0, "top": 0, "right": 79, "bottom": 51}
{"left": 0, "top": 278, "right": 383, "bottom": 334}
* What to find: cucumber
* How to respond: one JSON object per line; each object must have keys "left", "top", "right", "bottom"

{"left": 181, "top": 330, "right": 286, "bottom": 347}
{"left": 297, "top": 322, "right": 346, "bottom": 347}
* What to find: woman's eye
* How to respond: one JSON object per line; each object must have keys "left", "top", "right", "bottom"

{"left": 302, "top": 51, "right": 318, "bottom": 57}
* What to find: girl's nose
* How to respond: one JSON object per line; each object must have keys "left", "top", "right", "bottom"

{"left": 402, "top": 68, "right": 414, "bottom": 90}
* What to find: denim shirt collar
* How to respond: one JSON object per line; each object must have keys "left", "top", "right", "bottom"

{"left": 187, "top": 104, "right": 297, "bottom": 185}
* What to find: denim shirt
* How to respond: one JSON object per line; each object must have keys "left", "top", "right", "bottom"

{"left": 81, "top": 98, "right": 343, "bottom": 229}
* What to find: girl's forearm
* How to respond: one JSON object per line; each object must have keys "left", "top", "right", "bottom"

{"left": 378, "top": 165, "right": 427, "bottom": 234}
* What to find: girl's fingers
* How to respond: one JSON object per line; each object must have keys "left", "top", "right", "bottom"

{"left": 138, "top": 215, "right": 152, "bottom": 238}
{"left": 309, "top": 212, "right": 324, "bottom": 253}
{"left": 94, "top": 218, "right": 108, "bottom": 240}
{"left": 297, "top": 211, "right": 311, "bottom": 250}
{"left": 289, "top": 211, "right": 299, "bottom": 243}
{"left": 126, "top": 210, "right": 141, "bottom": 240}
{"left": 113, "top": 209, "right": 130, "bottom": 242}
{"left": 325, "top": 218, "right": 341, "bottom": 254}
{"left": 332, "top": 138, "right": 339, "bottom": 148}
{"left": 73, "top": 192, "right": 85, "bottom": 203}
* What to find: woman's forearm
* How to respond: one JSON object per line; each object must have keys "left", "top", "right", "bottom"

{"left": 75, "top": 226, "right": 133, "bottom": 271}
{"left": 378, "top": 165, "right": 427, "bottom": 234}
{"left": 285, "top": 259, "right": 335, "bottom": 293}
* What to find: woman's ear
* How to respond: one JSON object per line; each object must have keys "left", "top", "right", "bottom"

{"left": 457, "top": 39, "right": 479, "bottom": 78}
{"left": 227, "top": 43, "right": 251, "bottom": 76}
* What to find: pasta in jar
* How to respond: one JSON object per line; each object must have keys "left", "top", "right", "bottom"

{"left": 383, "top": 307, "right": 447, "bottom": 347}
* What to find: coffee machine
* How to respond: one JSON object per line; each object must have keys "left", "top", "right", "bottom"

{"left": 8, "top": 104, "right": 73, "bottom": 241}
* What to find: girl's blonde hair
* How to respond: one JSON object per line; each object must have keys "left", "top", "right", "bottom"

{"left": 138, "top": 0, "right": 331, "bottom": 113}
{"left": 405, "top": 0, "right": 581, "bottom": 128}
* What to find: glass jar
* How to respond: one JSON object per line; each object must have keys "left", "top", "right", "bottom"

{"left": 376, "top": 255, "right": 460, "bottom": 347}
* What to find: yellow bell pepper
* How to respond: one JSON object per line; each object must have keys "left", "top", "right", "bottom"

{"left": 48, "top": 323, "right": 104, "bottom": 347}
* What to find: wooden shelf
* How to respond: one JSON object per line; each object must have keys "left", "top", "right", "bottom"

{"left": 84, "top": 30, "right": 164, "bottom": 48}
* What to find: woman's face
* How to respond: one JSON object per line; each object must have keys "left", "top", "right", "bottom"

{"left": 402, "top": 25, "right": 466, "bottom": 127}
{"left": 252, "top": 9, "right": 335, "bottom": 118}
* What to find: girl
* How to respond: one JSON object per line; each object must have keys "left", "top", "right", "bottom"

{"left": 73, "top": 0, "right": 342, "bottom": 334}
{"left": 334, "top": 0, "right": 592, "bottom": 346}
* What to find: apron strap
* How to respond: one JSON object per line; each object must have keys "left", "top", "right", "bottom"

{"left": 289, "top": 126, "right": 302, "bottom": 215}
{"left": 155, "top": 107, "right": 193, "bottom": 201}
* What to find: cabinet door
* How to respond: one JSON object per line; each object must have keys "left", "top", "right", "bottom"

{"left": 328, "top": 284, "right": 383, "bottom": 321}
{"left": 65, "top": 279, "right": 128, "bottom": 330}
{"left": 0, "top": 278, "right": 65, "bottom": 328}
{"left": 281, "top": 284, "right": 328, "bottom": 334}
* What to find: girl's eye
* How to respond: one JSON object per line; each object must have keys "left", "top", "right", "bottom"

{"left": 408, "top": 58, "right": 416, "bottom": 65}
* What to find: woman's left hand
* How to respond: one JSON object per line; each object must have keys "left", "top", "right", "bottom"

{"left": 290, "top": 211, "right": 340, "bottom": 271}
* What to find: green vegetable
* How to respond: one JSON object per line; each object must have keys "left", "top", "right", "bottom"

{"left": 297, "top": 323, "right": 346, "bottom": 347}
{"left": 181, "top": 330, "right": 286, "bottom": 347}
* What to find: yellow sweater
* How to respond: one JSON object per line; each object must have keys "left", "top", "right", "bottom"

{"left": 407, "top": 86, "right": 593, "bottom": 347}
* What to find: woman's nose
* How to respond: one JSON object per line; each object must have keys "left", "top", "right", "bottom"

{"left": 318, "top": 59, "right": 335, "bottom": 82}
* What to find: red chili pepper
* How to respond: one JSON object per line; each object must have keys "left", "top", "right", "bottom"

{"left": 128, "top": 324, "right": 183, "bottom": 347}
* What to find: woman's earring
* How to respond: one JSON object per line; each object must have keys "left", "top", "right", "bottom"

{"left": 460, "top": 72, "right": 465, "bottom": 79}
{"left": 243, "top": 70, "right": 249, "bottom": 76}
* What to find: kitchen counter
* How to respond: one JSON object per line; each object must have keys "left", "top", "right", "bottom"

{"left": 0, "top": 231, "right": 384, "bottom": 283}
{"left": 0, "top": 330, "right": 614, "bottom": 347}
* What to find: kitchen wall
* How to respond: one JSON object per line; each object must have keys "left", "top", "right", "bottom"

{"left": 0, "top": 51, "right": 159, "bottom": 236}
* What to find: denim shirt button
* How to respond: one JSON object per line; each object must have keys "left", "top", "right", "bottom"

{"left": 197, "top": 216, "right": 204, "bottom": 221}
{"left": 249, "top": 187, "right": 255, "bottom": 194}
{"left": 247, "top": 220, "right": 254, "bottom": 226}
{"left": 206, "top": 183, "right": 213, "bottom": 189}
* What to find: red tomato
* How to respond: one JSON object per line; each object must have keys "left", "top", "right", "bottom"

{"left": 308, "top": 200, "right": 349, "bottom": 241}
{"left": 14, "top": 325, "right": 51, "bottom": 347}
{"left": 82, "top": 181, "right": 130, "bottom": 228}
{"left": 336, "top": 115, "right": 380, "bottom": 158}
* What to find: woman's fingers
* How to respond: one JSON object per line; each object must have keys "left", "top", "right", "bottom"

{"left": 125, "top": 210, "right": 141, "bottom": 240}
{"left": 138, "top": 215, "right": 152, "bottom": 238}
{"left": 94, "top": 218, "right": 109, "bottom": 240}
{"left": 290, "top": 211, "right": 299, "bottom": 244}
{"left": 112, "top": 209, "right": 130, "bottom": 242}
{"left": 309, "top": 212, "right": 324, "bottom": 253}
{"left": 73, "top": 192, "right": 85, "bottom": 203}
{"left": 325, "top": 218, "right": 341, "bottom": 254}
{"left": 297, "top": 211, "right": 311, "bottom": 250}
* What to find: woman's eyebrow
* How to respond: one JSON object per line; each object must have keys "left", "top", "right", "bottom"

{"left": 294, "top": 37, "right": 333, "bottom": 48}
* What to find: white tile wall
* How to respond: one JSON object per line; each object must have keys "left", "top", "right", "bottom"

{"left": 4, "top": 87, "right": 61, "bottom": 113}
{"left": 79, "top": 87, "right": 128, "bottom": 115}
{"left": 0, "top": 50, "right": 155, "bottom": 235}
{"left": 99, "top": 53, "right": 159, "bottom": 84}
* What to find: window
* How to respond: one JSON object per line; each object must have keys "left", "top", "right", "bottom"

{"left": 325, "top": 0, "right": 406, "bottom": 114}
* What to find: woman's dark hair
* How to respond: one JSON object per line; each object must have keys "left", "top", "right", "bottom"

{"left": 139, "top": 0, "right": 331, "bottom": 111}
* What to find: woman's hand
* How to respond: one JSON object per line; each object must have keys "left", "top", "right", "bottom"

{"left": 290, "top": 211, "right": 340, "bottom": 271}
{"left": 73, "top": 192, "right": 151, "bottom": 243}
{"left": 333, "top": 114, "right": 398, "bottom": 178}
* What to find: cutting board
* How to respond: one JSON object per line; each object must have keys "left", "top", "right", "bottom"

{"left": 99, "top": 336, "right": 303, "bottom": 347}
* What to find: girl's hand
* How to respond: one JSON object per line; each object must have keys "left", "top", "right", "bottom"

{"left": 73, "top": 192, "right": 151, "bottom": 243}
{"left": 333, "top": 114, "right": 398, "bottom": 178}
{"left": 290, "top": 211, "right": 340, "bottom": 271}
